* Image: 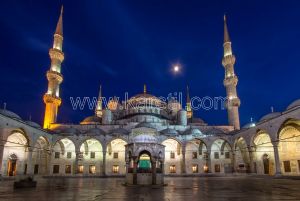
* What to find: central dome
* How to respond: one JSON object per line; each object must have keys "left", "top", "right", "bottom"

{"left": 127, "top": 93, "right": 166, "bottom": 108}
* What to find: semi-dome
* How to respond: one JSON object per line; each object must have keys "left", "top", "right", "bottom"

{"left": 286, "top": 99, "right": 300, "bottom": 110}
{"left": 0, "top": 109, "right": 22, "bottom": 120}
{"left": 161, "top": 128, "right": 178, "bottom": 136}
{"left": 183, "top": 128, "right": 202, "bottom": 135}
{"left": 85, "top": 128, "right": 106, "bottom": 136}
{"left": 259, "top": 112, "right": 281, "bottom": 122}
{"left": 25, "top": 121, "right": 41, "bottom": 128}
{"left": 127, "top": 93, "right": 166, "bottom": 108}
{"left": 135, "top": 122, "right": 157, "bottom": 129}
{"left": 80, "top": 115, "right": 101, "bottom": 125}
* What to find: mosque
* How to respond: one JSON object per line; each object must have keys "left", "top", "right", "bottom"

{"left": 1, "top": 7, "right": 300, "bottom": 185}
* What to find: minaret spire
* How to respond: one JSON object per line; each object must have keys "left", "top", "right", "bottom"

{"left": 221, "top": 15, "right": 241, "bottom": 130}
{"left": 43, "top": 7, "right": 65, "bottom": 129}
{"left": 186, "top": 85, "right": 190, "bottom": 103}
{"left": 186, "top": 85, "right": 193, "bottom": 119}
{"left": 95, "top": 85, "right": 103, "bottom": 117}
{"left": 224, "top": 14, "right": 230, "bottom": 43}
{"left": 144, "top": 84, "right": 147, "bottom": 94}
{"left": 55, "top": 5, "right": 63, "bottom": 36}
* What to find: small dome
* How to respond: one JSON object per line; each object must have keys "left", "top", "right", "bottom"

{"left": 183, "top": 128, "right": 202, "bottom": 135}
{"left": 133, "top": 134, "right": 157, "bottom": 143}
{"left": 62, "top": 127, "right": 81, "bottom": 135}
{"left": 110, "top": 128, "right": 129, "bottom": 135}
{"left": 259, "top": 112, "right": 281, "bottom": 122}
{"left": 0, "top": 109, "right": 22, "bottom": 120}
{"left": 242, "top": 122, "right": 256, "bottom": 129}
{"left": 80, "top": 116, "right": 101, "bottom": 125}
{"left": 85, "top": 128, "right": 106, "bottom": 136}
{"left": 135, "top": 122, "right": 156, "bottom": 129}
{"left": 25, "top": 121, "right": 41, "bottom": 128}
{"left": 286, "top": 99, "right": 300, "bottom": 110}
{"left": 161, "top": 128, "right": 178, "bottom": 136}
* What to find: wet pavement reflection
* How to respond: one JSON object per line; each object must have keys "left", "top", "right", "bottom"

{"left": 0, "top": 176, "right": 300, "bottom": 201}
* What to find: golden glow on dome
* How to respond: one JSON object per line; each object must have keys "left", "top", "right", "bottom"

{"left": 108, "top": 98, "right": 119, "bottom": 111}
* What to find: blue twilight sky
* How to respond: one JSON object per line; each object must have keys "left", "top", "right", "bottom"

{"left": 0, "top": 0, "right": 299, "bottom": 126}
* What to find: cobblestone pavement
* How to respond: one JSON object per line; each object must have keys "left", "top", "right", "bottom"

{"left": 0, "top": 176, "right": 300, "bottom": 201}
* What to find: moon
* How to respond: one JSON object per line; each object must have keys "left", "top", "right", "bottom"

{"left": 173, "top": 65, "right": 179, "bottom": 72}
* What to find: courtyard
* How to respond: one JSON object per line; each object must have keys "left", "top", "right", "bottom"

{"left": 0, "top": 176, "right": 299, "bottom": 201}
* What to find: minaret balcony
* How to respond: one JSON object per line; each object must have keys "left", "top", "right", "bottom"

{"left": 225, "top": 97, "right": 240, "bottom": 108}
{"left": 223, "top": 76, "right": 238, "bottom": 86}
{"left": 49, "top": 48, "right": 64, "bottom": 62}
{"left": 43, "top": 94, "right": 62, "bottom": 106}
{"left": 222, "top": 54, "right": 236, "bottom": 67}
{"left": 46, "top": 70, "right": 63, "bottom": 83}
{"left": 54, "top": 33, "right": 63, "bottom": 41}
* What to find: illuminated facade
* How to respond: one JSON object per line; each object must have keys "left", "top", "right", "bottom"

{"left": 1, "top": 9, "right": 300, "bottom": 185}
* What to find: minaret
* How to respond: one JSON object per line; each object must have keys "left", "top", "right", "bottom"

{"left": 222, "top": 15, "right": 240, "bottom": 130}
{"left": 144, "top": 84, "right": 147, "bottom": 94}
{"left": 43, "top": 6, "right": 64, "bottom": 129}
{"left": 186, "top": 85, "right": 193, "bottom": 119}
{"left": 95, "top": 85, "right": 103, "bottom": 117}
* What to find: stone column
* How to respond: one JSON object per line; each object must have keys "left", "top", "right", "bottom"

{"left": 74, "top": 151, "right": 80, "bottom": 174}
{"left": 181, "top": 144, "right": 186, "bottom": 174}
{"left": 0, "top": 140, "right": 5, "bottom": 176}
{"left": 231, "top": 151, "right": 236, "bottom": 173}
{"left": 273, "top": 142, "right": 281, "bottom": 175}
{"left": 152, "top": 159, "right": 157, "bottom": 185}
{"left": 161, "top": 160, "right": 164, "bottom": 174}
{"left": 102, "top": 150, "right": 107, "bottom": 176}
{"left": 206, "top": 149, "right": 212, "bottom": 173}
{"left": 27, "top": 147, "right": 34, "bottom": 175}
{"left": 48, "top": 150, "right": 53, "bottom": 175}
{"left": 248, "top": 148, "right": 255, "bottom": 173}
{"left": 133, "top": 157, "right": 138, "bottom": 185}
{"left": 125, "top": 160, "right": 129, "bottom": 173}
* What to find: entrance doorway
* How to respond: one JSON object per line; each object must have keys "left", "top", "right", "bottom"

{"left": 138, "top": 153, "right": 151, "bottom": 172}
{"left": 136, "top": 151, "right": 154, "bottom": 185}
{"left": 263, "top": 154, "right": 269, "bottom": 174}
{"left": 7, "top": 154, "right": 18, "bottom": 176}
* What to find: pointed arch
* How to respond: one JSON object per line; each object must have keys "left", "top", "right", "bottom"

{"left": 162, "top": 138, "right": 182, "bottom": 174}
{"left": 106, "top": 138, "right": 127, "bottom": 175}
{"left": 277, "top": 118, "right": 300, "bottom": 175}
{"left": 2, "top": 131, "right": 29, "bottom": 176}
{"left": 32, "top": 136, "right": 50, "bottom": 175}
{"left": 79, "top": 138, "right": 103, "bottom": 160}
{"left": 252, "top": 130, "right": 275, "bottom": 175}
{"left": 210, "top": 138, "right": 232, "bottom": 173}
